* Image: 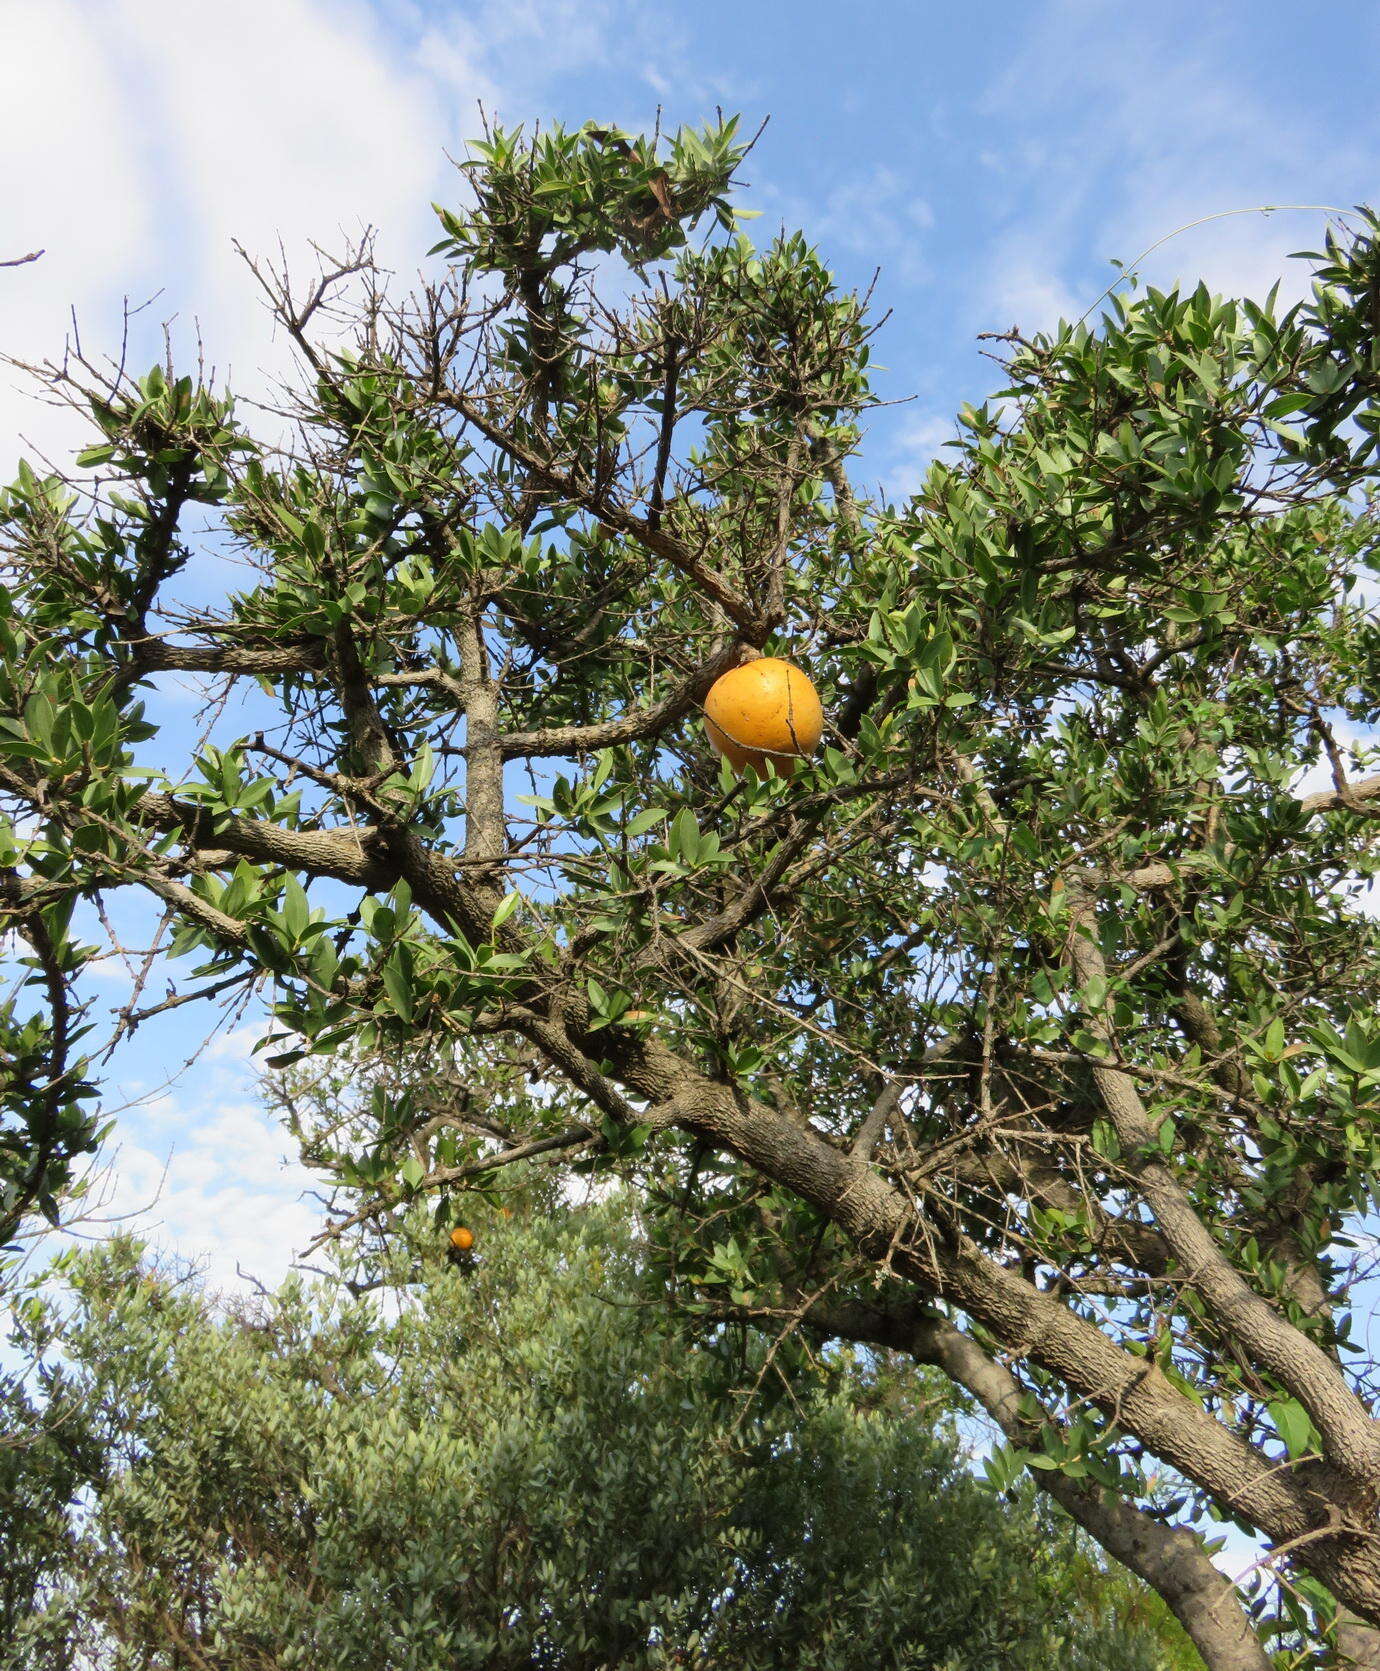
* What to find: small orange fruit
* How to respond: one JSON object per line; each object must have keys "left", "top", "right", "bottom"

{"left": 449, "top": 1225, "right": 475, "bottom": 1252}
{"left": 703, "top": 657, "right": 823, "bottom": 776}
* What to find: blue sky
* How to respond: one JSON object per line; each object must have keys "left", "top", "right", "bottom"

{"left": 2, "top": 0, "right": 1379, "bottom": 1302}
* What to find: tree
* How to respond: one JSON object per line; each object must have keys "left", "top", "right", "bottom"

{"left": 5, "top": 1192, "right": 1189, "bottom": 1670}
{"left": 0, "top": 1365, "right": 95, "bottom": 1651}
{"left": 1, "top": 114, "right": 1379, "bottom": 1666}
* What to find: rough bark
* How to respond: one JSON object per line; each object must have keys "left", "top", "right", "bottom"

{"left": 810, "top": 1297, "right": 1272, "bottom": 1671}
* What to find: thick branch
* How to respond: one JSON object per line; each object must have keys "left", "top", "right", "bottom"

{"left": 501, "top": 635, "right": 746, "bottom": 759}
{"left": 135, "top": 640, "right": 327, "bottom": 678}
{"left": 135, "top": 794, "right": 399, "bottom": 891}
{"left": 457, "top": 612, "right": 504, "bottom": 874}
{"left": 811, "top": 1298, "right": 1273, "bottom": 1671}
{"left": 1299, "top": 770, "right": 1380, "bottom": 818}
{"left": 1064, "top": 880, "right": 1380, "bottom": 1491}
{"left": 591, "top": 1033, "right": 1340, "bottom": 1558}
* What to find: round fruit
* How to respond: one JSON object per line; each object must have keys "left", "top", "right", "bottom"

{"left": 449, "top": 1225, "right": 475, "bottom": 1251}
{"left": 703, "top": 657, "right": 823, "bottom": 776}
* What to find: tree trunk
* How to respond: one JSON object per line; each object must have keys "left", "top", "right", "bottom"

{"left": 809, "top": 1299, "right": 1272, "bottom": 1671}
{"left": 1336, "top": 1608, "right": 1380, "bottom": 1670}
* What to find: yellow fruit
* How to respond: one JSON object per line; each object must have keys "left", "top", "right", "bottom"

{"left": 449, "top": 1225, "right": 475, "bottom": 1252}
{"left": 702, "top": 657, "right": 823, "bottom": 776}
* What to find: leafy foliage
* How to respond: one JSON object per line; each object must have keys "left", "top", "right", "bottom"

{"left": 6, "top": 1196, "right": 1185, "bottom": 1670}
{"left": 2, "top": 116, "right": 1380, "bottom": 1663}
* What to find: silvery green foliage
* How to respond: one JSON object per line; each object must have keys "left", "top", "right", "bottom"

{"left": 9, "top": 1197, "right": 1178, "bottom": 1670}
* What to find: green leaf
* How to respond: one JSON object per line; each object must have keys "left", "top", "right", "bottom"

{"left": 1269, "top": 1397, "right": 1314, "bottom": 1459}
{"left": 492, "top": 890, "right": 523, "bottom": 928}
{"left": 625, "top": 807, "right": 667, "bottom": 838}
{"left": 381, "top": 959, "right": 415, "bottom": 1024}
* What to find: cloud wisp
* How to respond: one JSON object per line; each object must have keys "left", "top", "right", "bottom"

{"left": 972, "top": 0, "right": 1377, "bottom": 332}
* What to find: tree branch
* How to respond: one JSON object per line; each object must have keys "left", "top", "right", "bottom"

{"left": 437, "top": 389, "right": 764, "bottom": 635}
{"left": 1063, "top": 876, "right": 1380, "bottom": 1490}
{"left": 501, "top": 635, "right": 746, "bottom": 759}
{"left": 806, "top": 1297, "right": 1273, "bottom": 1671}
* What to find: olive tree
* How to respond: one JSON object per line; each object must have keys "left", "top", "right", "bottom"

{"left": 7, "top": 1193, "right": 1187, "bottom": 1670}
{"left": 3, "top": 116, "right": 1380, "bottom": 1667}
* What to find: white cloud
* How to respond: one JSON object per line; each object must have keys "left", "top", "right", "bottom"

{"left": 749, "top": 162, "right": 936, "bottom": 299}
{"left": 808, "top": 166, "right": 935, "bottom": 286}
{"left": 972, "top": 0, "right": 1372, "bottom": 331}
{"left": 978, "top": 236, "right": 1083, "bottom": 335}
{"left": 102, "top": 0, "right": 469, "bottom": 418}
{"left": 0, "top": 0, "right": 499, "bottom": 473}
{"left": 424, "top": 0, "right": 617, "bottom": 99}
{"left": 204, "top": 1019, "right": 273, "bottom": 1065}
{"left": 0, "top": 0, "right": 732, "bottom": 485}
{"left": 0, "top": 0, "right": 156, "bottom": 466}
{"left": 420, "top": 0, "right": 742, "bottom": 129}
{"left": 100, "top": 1093, "right": 321, "bottom": 1292}
{"left": 83, "top": 953, "right": 140, "bottom": 994}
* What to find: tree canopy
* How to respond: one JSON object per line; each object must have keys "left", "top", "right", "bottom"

{"left": 5, "top": 1191, "right": 1189, "bottom": 1670}
{"left": 3, "top": 115, "right": 1380, "bottom": 1668}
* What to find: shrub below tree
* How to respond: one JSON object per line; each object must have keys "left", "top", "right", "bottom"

{"left": 7, "top": 1194, "right": 1193, "bottom": 1670}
